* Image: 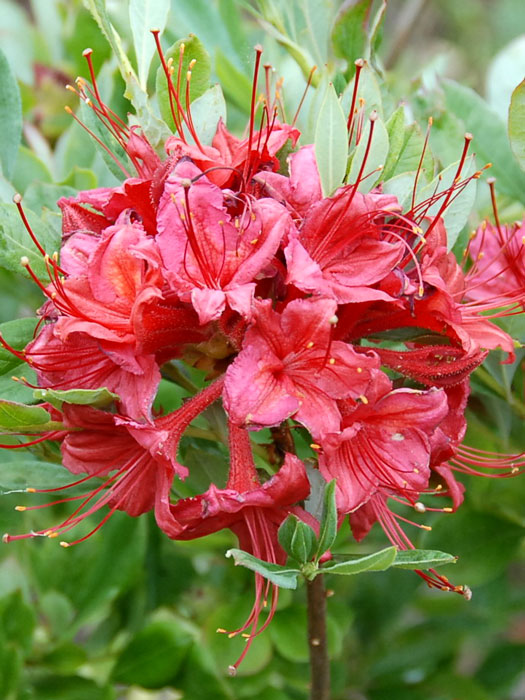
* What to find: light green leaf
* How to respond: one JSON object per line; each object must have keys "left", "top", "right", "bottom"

{"left": 487, "top": 36, "right": 525, "bottom": 122}
{"left": 182, "top": 84, "right": 226, "bottom": 146}
{"left": 392, "top": 549, "right": 457, "bottom": 570}
{"left": 315, "top": 84, "right": 348, "bottom": 196}
{"left": 316, "top": 479, "right": 337, "bottom": 561}
{"left": 382, "top": 172, "right": 416, "bottom": 209}
{"left": 130, "top": 0, "right": 170, "bottom": 89}
{"left": 33, "top": 387, "right": 119, "bottom": 410}
{"left": 79, "top": 98, "right": 133, "bottom": 180}
{"left": 320, "top": 546, "right": 397, "bottom": 575}
{"left": 0, "top": 318, "right": 38, "bottom": 377}
{"left": 417, "top": 155, "right": 477, "bottom": 250}
{"left": 156, "top": 35, "right": 211, "bottom": 131}
{"left": 0, "top": 203, "right": 61, "bottom": 280}
{"left": 382, "top": 106, "right": 406, "bottom": 180}
{"left": 225, "top": 548, "right": 300, "bottom": 589}
{"left": 443, "top": 79, "right": 525, "bottom": 203}
{"left": 0, "top": 48, "right": 22, "bottom": 180}
{"left": 341, "top": 61, "right": 383, "bottom": 122}
{"left": 509, "top": 79, "right": 525, "bottom": 172}
{"left": 0, "top": 399, "right": 60, "bottom": 433}
{"left": 83, "top": 0, "right": 169, "bottom": 147}
{"left": 289, "top": 518, "right": 317, "bottom": 564}
{"left": 347, "top": 112, "right": 389, "bottom": 191}
{"left": 11, "top": 146, "right": 52, "bottom": 195}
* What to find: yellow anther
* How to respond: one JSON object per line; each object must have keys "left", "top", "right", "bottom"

{"left": 26, "top": 488, "right": 36, "bottom": 493}
{"left": 328, "top": 358, "right": 336, "bottom": 365}
{"left": 436, "top": 484, "right": 443, "bottom": 491}
{"left": 357, "top": 367, "right": 363, "bottom": 373}
{"left": 2, "top": 534, "right": 10, "bottom": 543}
{"left": 413, "top": 468, "right": 420, "bottom": 474}
{"left": 421, "top": 525, "right": 432, "bottom": 531}
{"left": 20, "top": 256, "right": 29, "bottom": 267}
{"left": 15, "top": 506, "right": 26, "bottom": 512}
{"left": 189, "top": 59, "right": 197, "bottom": 69}
{"left": 443, "top": 507, "right": 453, "bottom": 513}
{"left": 310, "top": 443, "right": 321, "bottom": 450}
{"left": 359, "top": 395, "right": 368, "bottom": 404}
{"left": 414, "top": 502, "right": 426, "bottom": 513}
{"left": 47, "top": 532, "right": 58, "bottom": 539}
{"left": 328, "top": 315, "right": 338, "bottom": 325}
{"left": 59, "top": 541, "right": 70, "bottom": 548}
{"left": 418, "top": 286, "right": 425, "bottom": 297}
{"left": 216, "top": 628, "right": 227, "bottom": 634}
{"left": 228, "top": 632, "right": 237, "bottom": 639}
{"left": 250, "top": 238, "right": 259, "bottom": 245}
{"left": 186, "top": 70, "right": 192, "bottom": 81}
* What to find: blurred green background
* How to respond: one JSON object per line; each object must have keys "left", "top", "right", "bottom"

{"left": 1, "top": 1, "right": 525, "bottom": 698}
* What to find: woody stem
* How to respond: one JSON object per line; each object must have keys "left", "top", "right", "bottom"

{"left": 306, "top": 574, "right": 330, "bottom": 700}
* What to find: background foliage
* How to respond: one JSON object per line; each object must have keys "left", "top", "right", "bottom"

{"left": 1, "top": 1, "right": 525, "bottom": 698}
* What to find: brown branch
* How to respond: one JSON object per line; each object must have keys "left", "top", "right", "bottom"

{"left": 306, "top": 574, "right": 330, "bottom": 700}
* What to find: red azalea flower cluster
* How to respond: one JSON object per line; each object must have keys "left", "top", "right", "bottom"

{"left": 2, "top": 46, "right": 525, "bottom": 670}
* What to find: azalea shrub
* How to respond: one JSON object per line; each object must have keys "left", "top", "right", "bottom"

{"left": 1, "top": 1, "right": 525, "bottom": 699}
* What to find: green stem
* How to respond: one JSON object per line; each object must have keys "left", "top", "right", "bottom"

{"left": 306, "top": 574, "right": 330, "bottom": 700}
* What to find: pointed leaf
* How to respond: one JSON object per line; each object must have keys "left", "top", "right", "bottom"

{"left": 0, "top": 203, "right": 61, "bottom": 280}
{"left": 320, "top": 546, "right": 397, "bottom": 575}
{"left": 315, "top": 84, "right": 348, "bottom": 196}
{"left": 0, "top": 48, "right": 22, "bottom": 179}
{"left": 417, "top": 155, "right": 477, "bottom": 250}
{"left": 290, "top": 519, "right": 317, "bottom": 564}
{"left": 347, "top": 112, "right": 389, "bottom": 191}
{"left": 315, "top": 479, "right": 337, "bottom": 560}
{"left": 443, "top": 79, "right": 525, "bottom": 203}
{"left": 33, "top": 386, "right": 119, "bottom": 410}
{"left": 0, "top": 399, "right": 60, "bottom": 433}
{"left": 509, "top": 79, "right": 525, "bottom": 172}
{"left": 156, "top": 35, "right": 211, "bottom": 130}
{"left": 225, "top": 549, "right": 300, "bottom": 589}
{"left": 0, "top": 318, "right": 38, "bottom": 377}
{"left": 130, "top": 0, "right": 170, "bottom": 89}
{"left": 392, "top": 549, "right": 457, "bottom": 570}
{"left": 331, "top": 0, "right": 373, "bottom": 71}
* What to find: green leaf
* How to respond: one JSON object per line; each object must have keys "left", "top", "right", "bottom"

{"left": 443, "top": 79, "right": 525, "bottom": 203}
{"left": 79, "top": 98, "right": 133, "bottom": 181}
{"left": 290, "top": 518, "right": 317, "bottom": 564}
{"left": 0, "top": 202, "right": 61, "bottom": 280}
{"left": 59, "top": 167, "right": 98, "bottom": 191}
{"left": 84, "top": 0, "right": 169, "bottom": 147}
{"left": 11, "top": 145, "right": 52, "bottom": 194}
{"left": 0, "top": 48, "right": 22, "bottom": 180}
{"left": 315, "top": 83, "right": 348, "bottom": 196}
{"left": 385, "top": 121, "right": 434, "bottom": 182}
{"left": 382, "top": 106, "right": 406, "bottom": 181}
{"left": 392, "top": 549, "right": 457, "bottom": 570}
{"left": 22, "top": 183, "right": 77, "bottom": 214}
{"left": 111, "top": 619, "right": 193, "bottom": 688}
{"left": 417, "top": 155, "right": 477, "bottom": 249}
{"left": 487, "top": 36, "right": 525, "bottom": 121}
{"left": 320, "top": 546, "right": 397, "bottom": 575}
{"left": 0, "top": 318, "right": 37, "bottom": 377}
{"left": 0, "top": 399, "right": 60, "bottom": 433}
{"left": 182, "top": 84, "right": 227, "bottom": 146}
{"left": 156, "top": 35, "right": 211, "bottom": 131}
{"left": 225, "top": 548, "right": 300, "bottom": 589}
{"left": 33, "top": 386, "right": 119, "bottom": 410}
{"left": 508, "top": 79, "right": 525, "bottom": 172}
{"left": 278, "top": 514, "right": 317, "bottom": 564}
{"left": 347, "top": 112, "right": 389, "bottom": 191}
{"left": 129, "top": 0, "right": 170, "bottom": 89}
{"left": 0, "top": 460, "right": 95, "bottom": 494}
{"left": 316, "top": 479, "right": 337, "bottom": 560}
{"left": 331, "top": 0, "right": 372, "bottom": 72}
